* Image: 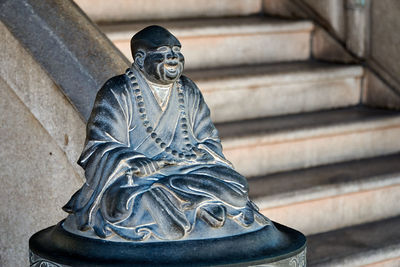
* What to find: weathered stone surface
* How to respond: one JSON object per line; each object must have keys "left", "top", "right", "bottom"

{"left": 263, "top": 0, "right": 346, "bottom": 40}
{"left": 307, "top": 216, "right": 400, "bottom": 266}
{"left": 0, "top": 19, "right": 85, "bottom": 267}
{"left": 74, "top": 0, "right": 262, "bottom": 22}
{"left": 346, "top": 0, "right": 369, "bottom": 57}
{"left": 102, "top": 17, "right": 313, "bottom": 69}
{"left": 264, "top": 184, "right": 400, "bottom": 236}
{"left": 367, "top": 258, "right": 400, "bottom": 267}
{"left": 362, "top": 69, "right": 400, "bottom": 110}
{"left": 188, "top": 62, "right": 362, "bottom": 122}
{"left": 248, "top": 153, "right": 400, "bottom": 235}
{"left": 217, "top": 108, "right": 400, "bottom": 177}
{"left": 370, "top": 0, "right": 400, "bottom": 89}
{"left": 0, "top": 0, "right": 129, "bottom": 121}
{"left": 0, "top": 21, "right": 85, "bottom": 177}
{"left": 262, "top": 0, "right": 308, "bottom": 18}
{"left": 0, "top": 79, "right": 82, "bottom": 267}
{"left": 304, "top": 0, "right": 346, "bottom": 40}
{"left": 263, "top": 0, "right": 400, "bottom": 107}
{"left": 250, "top": 153, "right": 400, "bottom": 209}
{"left": 312, "top": 26, "right": 356, "bottom": 63}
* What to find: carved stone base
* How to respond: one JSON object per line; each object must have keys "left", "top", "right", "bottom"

{"left": 29, "top": 220, "right": 306, "bottom": 266}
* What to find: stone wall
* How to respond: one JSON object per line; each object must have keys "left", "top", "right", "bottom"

{"left": 368, "top": 0, "right": 400, "bottom": 94}
{"left": 0, "top": 21, "right": 84, "bottom": 266}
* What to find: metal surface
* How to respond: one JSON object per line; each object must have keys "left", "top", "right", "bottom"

{"left": 62, "top": 26, "right": 271, "bottom": 241}
{"left": 29, "top": 248, "right": 307, "bottom": 267}
{"left": 25, "top": 22, "right": 307, "bottom": 264}
{"left": 29, "top": 221, "right": 306, "bottom": 266}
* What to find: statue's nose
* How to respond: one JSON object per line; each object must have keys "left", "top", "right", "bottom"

{"left": 166, "top": 50, "right": 178, "bottom": 60}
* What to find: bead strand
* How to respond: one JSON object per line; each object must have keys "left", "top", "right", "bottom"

{"left": 177, "top": 84, "right": 197, "bottom": 160}
{"left": 126, "top": 68, "right": 197, "bottom": 160}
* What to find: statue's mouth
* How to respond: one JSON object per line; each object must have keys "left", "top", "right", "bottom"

{"left": 164, "top": 62, "right": 178, "bottom": 73}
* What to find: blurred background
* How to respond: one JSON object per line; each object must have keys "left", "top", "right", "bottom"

{"left": 1, "top": 0, "right": 400, "bottom": 266}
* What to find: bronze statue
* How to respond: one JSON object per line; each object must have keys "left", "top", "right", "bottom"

{"left": 63, "top": 25, "right": 269, "bottom": 241}
{"left": 29, "top": 25, "right": 306, "bottom": 266}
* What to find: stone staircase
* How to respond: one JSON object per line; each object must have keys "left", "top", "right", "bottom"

{"left": 75, "top": 1, "right": 400, "bottom": 265}
{"left": 101, "top": 17, "right": 312, "bottom": 69}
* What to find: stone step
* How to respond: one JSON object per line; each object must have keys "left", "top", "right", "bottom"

{"left": 217, "top": 107, "right": 400, "bottom": 177}
{"left": 74, "top": 0, "right": 262, "bottom": 23}
{"left": 248, "top": 153, "right": 400, "bottom": 235}
{"left": 307, "top": 216, "right": 400, "bottom": 266}
{"left": 186, "top": 62, "right": 363, "bottom": 123}
{"left": 100, "top": 17, "right": 313, "bottom": 69}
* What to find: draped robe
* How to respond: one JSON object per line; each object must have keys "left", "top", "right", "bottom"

{"left": 63, "top": 66, "right": 268, "bottom": 241}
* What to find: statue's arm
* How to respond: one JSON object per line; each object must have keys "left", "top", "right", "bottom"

{"left": 78, "top": 76, "right": 150, "bottom": 181}
{"left": 79, "top": 76, "right": 168, "bottom": 180}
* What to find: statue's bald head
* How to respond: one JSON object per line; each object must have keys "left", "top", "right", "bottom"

{"left": 130, "top": 25, "right": 185, "bottom": 85}
{"left": 131, "top": 25, "right": 181, "bottom": 59}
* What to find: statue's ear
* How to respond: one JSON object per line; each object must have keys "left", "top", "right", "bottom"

{"left": 134, "top": 49, "right": 146, "bottom": 69}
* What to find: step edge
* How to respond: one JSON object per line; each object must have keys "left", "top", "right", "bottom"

{"left": 311, "top": 242, "right": 400, "bottom": 267}
{"left": 195, "top": 65, "right": 364, "bottom": 92}
{"left": 221, "top": 115, "right": 400, "bottom": 149}
{"left": 168, "top": 22, "right": 314, "bottom": 38}
{"left": 254, "top": 172, "right": 400, "bottom": 210}
{"left": 75, "top": 0, "right": 262, "bottom": 23}
{"left": 102, "top": 20, "right": 314, "bottom": 40}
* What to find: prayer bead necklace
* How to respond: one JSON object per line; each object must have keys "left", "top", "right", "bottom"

{"left": 126, "top": 68, "right": 197, "bottom": 161}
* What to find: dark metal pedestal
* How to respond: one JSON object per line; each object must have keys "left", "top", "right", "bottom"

{"left": 29, "top": 220, "right": 306, "bottom": 266}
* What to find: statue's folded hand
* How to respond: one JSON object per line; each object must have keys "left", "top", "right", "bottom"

{"left": 129, "top": 158, "right": 176, "bottom": 177}
{"left": 192, "top": 147, "right": 215, "bottom": 163}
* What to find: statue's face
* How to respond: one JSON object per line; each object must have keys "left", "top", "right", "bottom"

{"left": 140, "top": 45, "right": 184, "bottom": 85}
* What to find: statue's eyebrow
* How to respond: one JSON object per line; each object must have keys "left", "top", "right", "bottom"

{"left": 156, "top": 46, "right": 169, "bottom": 51}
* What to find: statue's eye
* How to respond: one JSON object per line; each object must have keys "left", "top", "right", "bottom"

{"left": 173, "top": 46, "right": 181, "bottom": 52}
{"left": 157, "top": 46, "right": 169, "bottom": 52}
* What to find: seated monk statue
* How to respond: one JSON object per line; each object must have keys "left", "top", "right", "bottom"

{"left": 63, "top": 25, "right": 270, "bottom": 241}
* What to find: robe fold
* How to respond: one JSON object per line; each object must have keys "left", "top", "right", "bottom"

{"left": 63, "top": 66, "right": 268, "bottom": 241}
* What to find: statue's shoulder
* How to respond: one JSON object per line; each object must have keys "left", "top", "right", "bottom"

{"left": 180, "top": 75, "right": 201, "bottom": 96}
{"left": 96, "top": 74, "right": 129, "bottom": 99}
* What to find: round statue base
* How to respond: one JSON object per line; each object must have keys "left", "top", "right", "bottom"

{"left": 29, "top": 220, "right": 306, "bottom": 266}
